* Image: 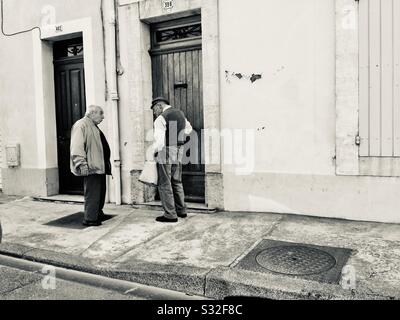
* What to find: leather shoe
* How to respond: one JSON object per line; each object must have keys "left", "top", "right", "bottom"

{"left": 177, "top": 213, "right": 188, "bottom": 218}
{"left": 83, "top": 220, "right": 102, "bottom": 227}
{"left": 98, "top": 211, "right": 106, "bottom": 221}
{"left": 156, "top": 216, "right": 178, "bottom": 223}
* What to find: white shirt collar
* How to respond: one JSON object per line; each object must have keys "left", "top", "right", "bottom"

{"left": 163, "top": 105, "right": 172, "bottom": 112}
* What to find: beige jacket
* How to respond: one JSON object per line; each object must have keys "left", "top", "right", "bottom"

{"left": 70, "top": 116, "right": 105, "bottom": 176}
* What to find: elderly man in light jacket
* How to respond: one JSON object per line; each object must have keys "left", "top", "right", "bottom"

{"left": 70, "top": 105, "right": 112, "bottom": 227}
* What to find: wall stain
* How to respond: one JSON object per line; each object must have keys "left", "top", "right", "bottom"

{"left": 273, "top": 66, "right": 286, "bottom": 76}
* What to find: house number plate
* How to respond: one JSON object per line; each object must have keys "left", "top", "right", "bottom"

{"left": 162, "top": 0, "right": 174, "bottom": 11}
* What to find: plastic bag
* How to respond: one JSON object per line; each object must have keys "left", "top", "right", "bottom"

{"left": 139, "top": 160, "right": 158, "bottom": 186}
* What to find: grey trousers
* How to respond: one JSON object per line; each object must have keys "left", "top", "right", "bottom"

{"left": 157, "top": 146, "right": 187, "bottom": 219}
{"left": 83, "top": 174, "right": 106, "bottom": 222}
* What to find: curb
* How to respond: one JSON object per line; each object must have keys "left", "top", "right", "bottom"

{"left": 0, "top": 254, "right": 207, "bottom": 300}
{"left": 0, "top": 242, "right": 210, "bottom": 297}
{"left": 0, "top": 242, "right": 395, "bottom": 300}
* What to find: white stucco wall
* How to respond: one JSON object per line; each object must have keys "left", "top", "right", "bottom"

{"left": 219, "top": 0, "right": 336, "bottom": 175}
{"left": 0, "top": 29, "right": 39, "bottom": 169}
{"left": 0, "top": 0, "right": 108, "bottom": 196}
{"left": 218, "top": 0, "right": 400, "bottom": 223}
{"left": 2, "top": 0, "right": 400, "bottom": 222}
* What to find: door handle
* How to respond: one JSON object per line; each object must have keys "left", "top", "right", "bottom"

{"left": 174, "top": 82, "right": 188, "bottom": 89}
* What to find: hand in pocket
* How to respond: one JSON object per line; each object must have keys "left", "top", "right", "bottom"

{"left": 80, "top": 165, "right": 89, "bottom": 176}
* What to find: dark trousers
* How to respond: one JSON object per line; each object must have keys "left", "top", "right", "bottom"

{"left": 83, "top": 174, "right": 106, "bottom": 222}
{"left": 157, "top": 146, "right": 186, "bottom": 219}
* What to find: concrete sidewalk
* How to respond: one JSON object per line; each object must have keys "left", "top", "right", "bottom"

{"left": 0, "top": 195, "right": 399, "bottom": 300}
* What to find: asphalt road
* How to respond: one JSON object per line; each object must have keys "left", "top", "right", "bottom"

{"left": 0, "top": 264, "right": 146, "bottom": 300}
{"left": 0, "top": 255, "right": 203, "bottom": 300}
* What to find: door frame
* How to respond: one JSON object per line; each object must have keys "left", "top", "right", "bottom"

{"left": 31, "top": 18, "right": 99, "bottom": 196}
{"left": 125, "top": 1, "right": 224, "bottom": 209}
{"left": 149, "top": 15, "right": 205, "bottom": 203}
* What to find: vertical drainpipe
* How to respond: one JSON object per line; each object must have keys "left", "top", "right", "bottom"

{"left": 103, "top": 0, "right": 122, "bottom": 205}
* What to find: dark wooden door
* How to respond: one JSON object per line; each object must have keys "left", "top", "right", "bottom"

{"left": 152, "top": 49, "right": 205, "bottom": 202}
{"left": 54, "top": 57, "right": 86, "bottom": 194}
{"left": 151, "top": 16, "right": 204, "bottom": 202}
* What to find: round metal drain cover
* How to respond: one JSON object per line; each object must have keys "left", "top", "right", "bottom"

{"left": 256, "top": 245, "right": 337, "bottom": 276}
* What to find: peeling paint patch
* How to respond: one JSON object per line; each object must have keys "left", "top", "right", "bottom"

{"left": 235, "top": 73, "right": 243, "bottom": 79}
{"left": 250, "top": 74, "right": 262, "bottom": 83}
{"left": 225, "top": 70, "right": 263, "bottom": 83}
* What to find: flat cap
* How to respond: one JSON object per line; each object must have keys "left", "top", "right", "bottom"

{"left": 151, "top": 97, "right": 170, "bottom": 109}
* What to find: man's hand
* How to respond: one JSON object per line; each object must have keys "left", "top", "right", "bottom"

{"left": 80, "top": 165, "right": 89, "bottom": 176}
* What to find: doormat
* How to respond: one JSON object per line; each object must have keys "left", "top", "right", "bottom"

{"left": 44, "top": 212, "right": 115, "bottom": 230}
{"left": 235, "top": 240, "right": 353, "bottom": 284}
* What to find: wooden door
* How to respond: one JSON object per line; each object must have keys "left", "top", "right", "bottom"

{"left": 54, "top": 39, "right": 86, "bottom": 194}
{"left": 151, "top": 16, "right": 205, "bottom": 203}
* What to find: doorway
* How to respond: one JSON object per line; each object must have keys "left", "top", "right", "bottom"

{"left": 53, "top": 37, "right": 86, "bottom": 195}
{"left": 150, "top": 15, "right": 205, "bottom": 203}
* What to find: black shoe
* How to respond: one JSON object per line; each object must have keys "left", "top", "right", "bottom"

{"left": 177, "top": 213, "right": 188, "bottom": 218}
{"left": 83, "top": 220, "right": 102, "bottom": 227}
{"left": 98, "top": 212, "right": 106, "bottom": 221}
{"left": 156, "top": 216, "right": 178, "bottom": 223}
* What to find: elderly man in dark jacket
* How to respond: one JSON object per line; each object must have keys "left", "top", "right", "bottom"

{"left": 70, "top": 105, "right": 112, "bottom": 227}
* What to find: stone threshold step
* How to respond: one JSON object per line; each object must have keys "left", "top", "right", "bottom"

{"left": 33, "top": 195, "right": 217, "bottom": 213}
{"left": 33, "top": 195, "right": 84, "bottom": 204}
{"left": 135, "top": 201, "right": 217, "bottom": 213}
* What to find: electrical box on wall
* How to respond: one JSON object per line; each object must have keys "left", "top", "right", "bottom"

{"left": 6, "top": 144, "right": 20, "bottom": 168}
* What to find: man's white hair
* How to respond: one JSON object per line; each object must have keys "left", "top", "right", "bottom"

{"left": 85, "top": 105, "right": 103, "bottom": 117}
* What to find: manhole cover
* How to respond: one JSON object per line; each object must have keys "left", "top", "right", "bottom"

{"left": 235, "top": 240, "right": 353, "bottom": 284}
{"left": 255, "top": 245, "right": 337, "bottom": 276}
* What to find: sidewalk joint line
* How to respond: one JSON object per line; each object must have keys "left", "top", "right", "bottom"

{"left": 228, "top": 216, "right": 286, "bottom": 268}
{"left": 0, "top": 278, "right": 42, "bottom": 296}
{"left": 229, "top": 239, "right": 262, "bottom": 268}
{"left": 203, "top": 268, "right": 215, "bottom": 297}
{"left": 110, "top": 218, "right": 195, "bottom": 262}
{"left": 78, "top": 213, "right": 136, "bottom": 256}
{"left": 110, "top": 229, "right": 172, "bottom": 262}
{"left": 264, "top": 215, "right": 286, "bottom": 238}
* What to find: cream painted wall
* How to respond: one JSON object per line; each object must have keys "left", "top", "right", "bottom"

{"left": 218, "top": 0, "right": 400, "bottom": 223}
{"left": 0, "top": 32, "right": 38, "bottom": 168}
{"left": 1, "top": 0, "right": 399, "bottom": 222}
{"left": 0, "top": 0, "right": 107, "bottom": 196}
{"left": 219, "top": 0, "right": 336, "bottom": 176}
